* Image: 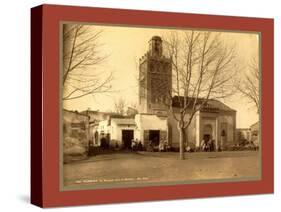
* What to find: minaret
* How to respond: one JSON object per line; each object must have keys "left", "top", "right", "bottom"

{"left": 138, "top": 36, "right": 172, "bottom": 114}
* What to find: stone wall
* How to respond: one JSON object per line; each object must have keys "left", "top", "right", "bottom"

{"left": 63, "top": 110, "right": 89, "bottom": 156}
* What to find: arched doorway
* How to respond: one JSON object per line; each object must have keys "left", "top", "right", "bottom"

{"left": 220, "top": 123, "right": 228, "bottom": 149}
{"left": 220, "top": 129, "right": 227, "bottom": 148}
{"left": 203, "top": 124, "right": 213, "bottom": 142}
{"left": 202, "top": 124, "right": 215, "bottom": 151}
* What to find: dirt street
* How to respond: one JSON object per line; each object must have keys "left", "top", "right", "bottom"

{"left": 63, "top": 151, "right": 260, "bottom": 188}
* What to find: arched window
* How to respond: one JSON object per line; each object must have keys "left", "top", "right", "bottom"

{"left": 221, "top": 129, "right": 226, "bottom": 137}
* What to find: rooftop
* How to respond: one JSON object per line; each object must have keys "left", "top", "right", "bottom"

{"left": 111, "top": 118, "right": 135, "bottom": 125}
{"left": 172, "top": 96, "right": 236, "bottom": 112}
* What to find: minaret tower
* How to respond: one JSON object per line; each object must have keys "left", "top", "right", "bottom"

{"left": 138, "top": 36, "right": 172, "bottom": 114}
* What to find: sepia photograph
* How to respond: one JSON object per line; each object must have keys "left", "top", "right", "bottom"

{"left": 61, "top": 23, "right": 261, "bottom": 190}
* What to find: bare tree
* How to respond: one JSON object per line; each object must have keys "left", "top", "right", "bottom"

{"left": 164, "top": 31, "right": 238, "bottom": 159}
{"left": 114, "top": 98, "right": 127, "bottom": 115}
{"left": 237, "top": 57, "right": 260, "bottom": 114}
{"left": 63, "top": 24, "right": 113, "bottom": 101}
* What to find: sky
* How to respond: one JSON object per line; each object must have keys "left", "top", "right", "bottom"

{"left": 63, "top": 23, "right": 260, "bottom": 128}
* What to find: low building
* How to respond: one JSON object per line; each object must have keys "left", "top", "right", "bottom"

{"left": 108, "top": 118, "right": 136, "bottom": 148}
{"left": 135, "top": 97, "right": 236, "bottom": 150}
{"left": 92, "top": 97, "right": 236, "bottom": 151}
{"left": 96, "top": 117, "right": 136, "bottom": 148}
{"left": 81, "top": 110, "right": 123, "bottom": 147}
{"left": 63, "top": 109, "right": 89, "bottom": 141}
{"left": 169, "top": 97, "right": 236, "bottom": 150}
{"left": 135, "top": 113, "right": 168, "bottom": 147}
{"left": 63, "top": 109, "right": 90, "bottom": 156}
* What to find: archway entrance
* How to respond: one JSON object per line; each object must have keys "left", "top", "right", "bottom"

{"left": 203, "top": 124, "right": 213, "bottom": 142}
{"left": 202, "top": 124, "right": 216, "bottom": 151}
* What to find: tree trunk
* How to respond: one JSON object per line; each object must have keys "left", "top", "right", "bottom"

{"left": 179, "top": 127, "right": 185, "bottom": 160}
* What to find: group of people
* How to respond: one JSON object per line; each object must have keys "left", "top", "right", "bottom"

{"left": 126, "top": 138, "right": 218, "bottom": 152}
{"left": 158, "top": 140, "right": 171, "bottom": 152}
{"left": 131, "top": 138, "right": 143, "bottom": 151}
{"left": 131, "top": 139, "right": 171, "bottom": 152}
{"left": 133, "top": 138, "right": 217, "bottom": 152}
{"left": 201, "top": 139, "right": 216, "bottom": 152}
{"left": 146, "top": 139, "right": 170, "bottom": 152}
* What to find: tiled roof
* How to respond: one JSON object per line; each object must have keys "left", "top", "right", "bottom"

{"left": 172, "top": 96, "right": 235, "bottom": 112}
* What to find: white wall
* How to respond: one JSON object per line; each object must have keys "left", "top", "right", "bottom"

{"left": 218, "top": 115, "right": 235, "bottom": 142}
{"left": 135, "top": 114, "right": 168, "bottom": 131}
{"left": 98, "top": 120, "right": 110, "bottom": 134}
{"left": 136, "top": 114, "right": 168, "bottom": 144}
{"left": 110, "top": 121, "right": 136, "bottom": 146}
{"left": 1, "top": 0, "right": 280, "bottom": 212}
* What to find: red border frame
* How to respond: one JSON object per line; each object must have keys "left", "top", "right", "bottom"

{"left": 31, "top": 4, "right": 274, "bottom": 207}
